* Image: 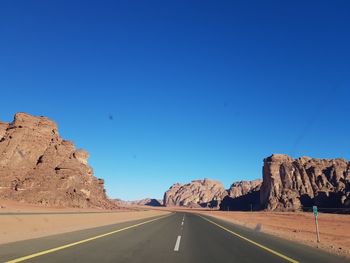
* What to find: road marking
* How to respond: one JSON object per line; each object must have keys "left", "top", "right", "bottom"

{"left": 6, "top": 214, "right": 172, "bottom": 263}
{"left": 174, "top": 235, "right": 181, "bottom": 251}
{"left": 199, "top": 216, "right": 299, "bottom": 263}
{"left": 181, "top": 221, "right": 184, "bottom": 226}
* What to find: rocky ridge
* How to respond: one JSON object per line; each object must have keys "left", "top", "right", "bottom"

{"left": 220, "top": 179, "right": 262, "bottom": 211}
{"left": 163, "top": 179, "right": 227, "bottom": 208}
{"left": 228, "top": 179, "right": 262, "bottom": 198}
{"left": 115, "top": 198, "right": 162, "bottom": 207}
{"left": 261, "top": 154, "right": 350, "bottom": 211}
{"left": 0, "top": 113, "right": 116, "bottom": 209}
{"left": 164, "top": 154, "right": 350, "bottom": 212}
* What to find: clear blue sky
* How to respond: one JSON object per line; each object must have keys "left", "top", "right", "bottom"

{"left": 1, "top": 1, "right": 349, "bottom": 200}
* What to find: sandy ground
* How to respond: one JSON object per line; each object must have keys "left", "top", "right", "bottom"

{"left": 0, "top": 201, "right": 170, "bottom": 245}
{"left": 0, "top": 200, "right": 136, "bottom": 213}
{"left": 191, "top": 210, "right": 350, "bottom": 258}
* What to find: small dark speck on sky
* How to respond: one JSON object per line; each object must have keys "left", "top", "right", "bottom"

{"left": 133, "top": 154, "right": 137, "bottom": 159}
{"left": 108, "top": 114, "right": 114, "bottom": 121}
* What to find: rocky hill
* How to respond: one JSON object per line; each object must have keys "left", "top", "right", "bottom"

{"left": 163, "top": 179, "right": 227, "bottom": 208}
{"left": 220, "top": 179, "right": 262, "bottom": 211}
{"left": 228, "top": 179, "right": 262, "bottom": 198}
{"left": 115, "top": 198, "right": 162, "bottom": 207}
{"left": 261, "top": 154, "right": 350, "bottom": 211}
{"left": 163, "top": 154, "right": 350, "bottom": 212}
{"left": 0, "top": 113, "right": 116, "bottom": 209}
{"left": 130, "top": 198, "right": 162, "bottom": 206}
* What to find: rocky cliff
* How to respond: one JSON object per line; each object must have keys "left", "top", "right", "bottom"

{"left": 260, "top": 154, "right": 350, "bottom": 211}
{"left": 220, "top": 179, "right": 262, "bottom": 211}
{"left": 163, "top": 179, "right": 227, "bottom": 208}
{"left": 0, "top": 113, "right": 116, "bottom": 209}
{"left": 163, "top": 154, "right": 350, "bottom": 212}
{"left": 228, "top": 179, "right": 262, "bottom": 198}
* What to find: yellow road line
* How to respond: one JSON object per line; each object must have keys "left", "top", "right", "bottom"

{"left": 6, "top": 213, "right": 172, "bottom": 263}
{"left": 199, "top": 215, "right": 299, "bottom": 263}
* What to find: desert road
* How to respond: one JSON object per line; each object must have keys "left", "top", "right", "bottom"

{"left": 0, "top": 212, "right": 348, "bottom": 263}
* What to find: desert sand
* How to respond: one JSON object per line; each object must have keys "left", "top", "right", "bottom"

{"left": 0, "top": 201, "right": 170, "bottom": 245}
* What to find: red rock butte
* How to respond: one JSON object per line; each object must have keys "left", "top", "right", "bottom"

{"left": 0, "top": 113, "right": 116, "bottom": 209}
{"left": 260, "top": 154, "right": 350, "bottom": 211}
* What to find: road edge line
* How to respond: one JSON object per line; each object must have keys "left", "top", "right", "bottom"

{"left": 6, "top": 213, "right": 173, "bottom": 263}
{"left": 199, "top": 215, "right": 299, "bottom": 263}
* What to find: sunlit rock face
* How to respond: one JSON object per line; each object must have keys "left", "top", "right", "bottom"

{"left": 115, "top": 198, "right": 163, "bottom": 207}
{"left": 0, "top": 113, "right": 116, "bottom": 209}
{"left": 163, "top": 179, "right": 228, "bottom": 208}
{"left": 260, "top": 154, "right": 350, "bottom": 211}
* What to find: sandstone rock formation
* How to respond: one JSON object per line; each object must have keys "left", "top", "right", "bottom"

{"left": 260, "top": 154, "right": 350, "bottom": 211}
{"left": 228, "top": 179, "right": 262, "bottom": 198}
{"left": 220, "top": 179, "right": 262, "bottom": 211}
{"left": 132, "top": 198, "right": 162, "bottom": 206}
{"left": 162, "top": 154, "right": 350, "bottom": 212}
{"left": 114, "top": 198, "right": 163, "bottom": 207}
{"left": 0, "top": 113, "right": 116, "bottom": 209}
{"left": 163, "top": 179, "right": 227, "bottom": 208}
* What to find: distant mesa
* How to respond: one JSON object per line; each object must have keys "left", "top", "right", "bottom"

{"left": 142, "top": 198, "right": 162, "bottom": 206}
{"left": 162, "top": 178, "right": 261, "bottom": 210}
{"left": 220, "top": 179, "right": 262, "bottom": 211}
{"left": 163, "top": 154, "right": 350, "bottom": 213}
{"left": 114, "top": 198, "right": 163, "bottom": 207}
{"left": 0, "top": 112, "right": 116, "bottom": 209}
{"left": 163, "top": 179, "right": 227, "bottom": 208}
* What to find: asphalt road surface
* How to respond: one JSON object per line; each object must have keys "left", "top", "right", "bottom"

{"left": 0, "top": 212, "right": 348, "bottom": 263}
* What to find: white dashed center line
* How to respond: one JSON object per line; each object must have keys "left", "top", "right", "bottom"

{"left": 174, "top": 235, "right": 181, "bottom": 252}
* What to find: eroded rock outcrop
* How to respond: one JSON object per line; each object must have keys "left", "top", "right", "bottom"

{"left": 163, "top": 179, "right": 227, "bottom": 208}
{"left": 116, "top": 198, "right": 163, "bottom": 207}
{"left": 132, "top": 198, "right": 162, "bottom": 206}
{"left": 220, "top": 179, "right": 262, "bottom": 211}
{"left": 228, "top": 179, "right": 262, "bottom": 198}
{"left": 260, "top": 154, "right": 350, "bottom": 211}
{"left": 0, "top": 113, "right": 116, "bottom": 209}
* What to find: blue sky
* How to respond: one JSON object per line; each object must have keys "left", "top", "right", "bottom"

{"left": 1, "top": 1, "right": 349, "bottom": 200}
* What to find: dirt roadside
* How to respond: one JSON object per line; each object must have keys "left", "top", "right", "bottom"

{"left": 0, "top": 202, "right": 170, "bottom": 245}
